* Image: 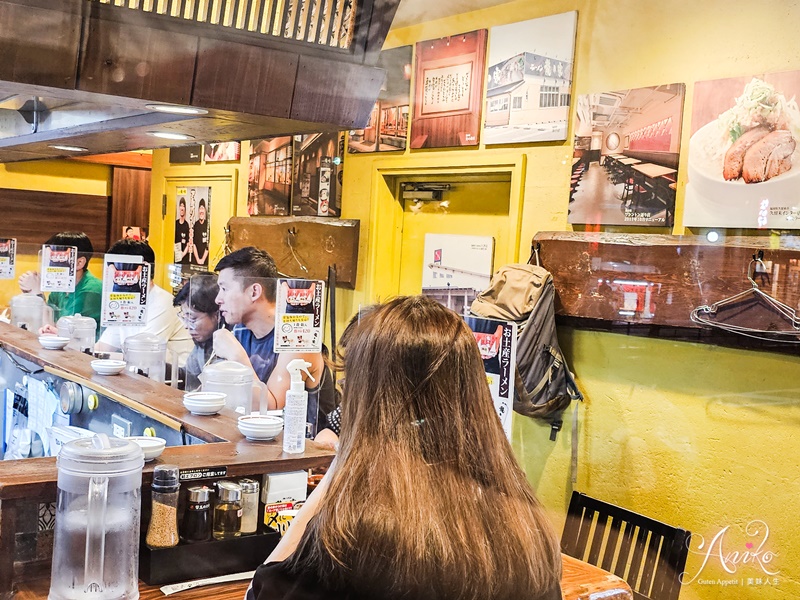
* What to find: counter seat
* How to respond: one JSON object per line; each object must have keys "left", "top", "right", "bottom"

{"left": 0, "top": 323, "right": 334, "bottom": 597}
{"left": 14, "top": 554, "right": 633, "bottom": 600}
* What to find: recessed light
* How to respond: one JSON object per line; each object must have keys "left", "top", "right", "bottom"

{"left": 145, "top": 104, "right": 208, "bottom": 115}
{"left": 49, "top": 144, "right": 89, "bottom": 152}
{"left": 148, "top": 132, "right": 195, "bottom": 141}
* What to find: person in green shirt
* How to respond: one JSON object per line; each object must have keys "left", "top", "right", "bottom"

{"left": 18, "top": 231, "right": 103, "bottom": 332}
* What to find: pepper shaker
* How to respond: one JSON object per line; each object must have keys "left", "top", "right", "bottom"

{"left": 239, "top": 478, "right": 260, "bottom": 535}
{"left": 145, "top": 465, "right": 180, "bottom": 548}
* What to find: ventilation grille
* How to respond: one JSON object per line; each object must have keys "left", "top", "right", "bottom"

{"left": 92, "top": 0, "right": 357, "bottom": 49}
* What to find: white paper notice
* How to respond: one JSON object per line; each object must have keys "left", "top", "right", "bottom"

{"left": 40, "top": 245, "right": 77, "bottom": 292}
{"left": 273, "top": 279, "right": 324, "bottom": 353}
{"left": 0, "top": 238, "right": 16, "bottom": 280}
{"left": 101, "top": 254, "right": 150, "bottom": 327}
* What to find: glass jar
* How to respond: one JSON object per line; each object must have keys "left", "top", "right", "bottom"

{"left": 181, "top": 485, "right": 212, "bottom": 543}
{"left": 145, "top": 464, "right": 180, "bottom": 548}
{"left": 239, "top": 478, "right": 260, "bottom": 535}
{"left": 213, "top": 481, "right": 242, "bottom": 540}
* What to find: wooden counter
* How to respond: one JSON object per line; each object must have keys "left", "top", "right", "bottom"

{"left": 0, "top": 323, "right": 335, "bottom": 598}
{"left": 15, "top": 554, "right": 633, "bottom": 600}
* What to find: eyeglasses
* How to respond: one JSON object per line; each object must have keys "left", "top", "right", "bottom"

{"left": 178, "top": 309, "right": 208, "bottom": 327}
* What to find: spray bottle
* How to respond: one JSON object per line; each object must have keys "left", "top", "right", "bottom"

{"left": 283, "top": 359, "right": 315, "bottom": 454}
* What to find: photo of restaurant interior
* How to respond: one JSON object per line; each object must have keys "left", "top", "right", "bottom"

{"left": 0, "top": 1, "right": 798, "bottom": 600}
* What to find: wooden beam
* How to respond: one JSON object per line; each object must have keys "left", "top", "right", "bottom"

{"left": 70, "top": 151, "right": 152, "bottom": 169}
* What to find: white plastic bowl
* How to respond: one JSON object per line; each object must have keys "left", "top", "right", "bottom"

{"left": 183, "top": 391, "right": 227, "bottom": 415}
{"left": 126, "top": 436, "right": 166, "bottom": 462}
{"left": 237, "top": 414, "right": 284, "bottom": 441}
{"left": 90, "top": 359, "right": 126, "bottom": 375}
{"left": 39, "top": 335, "right": 70, "bottom": 350}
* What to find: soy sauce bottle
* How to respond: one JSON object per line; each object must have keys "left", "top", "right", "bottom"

{"left": 181, "top": 485, "right": 212, "bottom": 543}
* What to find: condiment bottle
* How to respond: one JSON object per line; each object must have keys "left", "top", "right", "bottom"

{"left": 239, "top": 478, "right": 260, "bottom": 535}
{"left": 181, "top": 485, "right": 212, "bottom": 543}
{"left": 145, "top": 465, "right": 180, "bottom": 548}
{"left": 213, "top": 481, "right": 242, "bottom": 539}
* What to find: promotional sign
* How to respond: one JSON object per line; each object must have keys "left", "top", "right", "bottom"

{"left": 174, "top": 186, "right": 211, "bottom": 272}
{"left": 101, "top": 254, "right": 150, "bottom": 327}
{"left": 273, "top": 279, "right": 325, "bottom": 353}
{"left": 464, "top": 316, "right": 517, "bottom": 439}
{"left": 40, "top": 245, "right": 77, "bottom": 292}
{"left": 0, "top": 238, "right": 17, "bottom": 280}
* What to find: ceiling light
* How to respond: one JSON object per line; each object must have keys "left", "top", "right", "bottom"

{"left": 148, "top": 132, "right": 195, "bottom": 141}
{"left": 145, "top": 104, "right": 208, "bottom": 115}
{"left": 48, "top": 144, "right": 89, "bottom": 152}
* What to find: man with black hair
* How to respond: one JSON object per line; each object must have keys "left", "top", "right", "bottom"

{"left": 18, "top": 231, "right": 103, "bottom": 327}
{"left": 213, "top": 247, "right": 328, "bottom": 412}
{"left": 173, "top": 273, "right": 221, "bottom": 391}
{"left": 175, "top": 197, "right": 191, "bottom": 264}
{"left": 96, "top": 239, "right": 193, "bottom": 359}
{"left": 191, "top": 198, "right": 209, "bottom": 268}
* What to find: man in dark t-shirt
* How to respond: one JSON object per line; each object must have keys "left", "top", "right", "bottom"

{"left": 192, "top": 199, "right": 209, "bottom": 268}
{"left": 175, "top": 197, "right": 191, "bottom": 264}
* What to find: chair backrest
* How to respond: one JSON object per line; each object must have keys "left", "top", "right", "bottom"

{"left": 561, "top": 492, "right": 690, "bottom": 600}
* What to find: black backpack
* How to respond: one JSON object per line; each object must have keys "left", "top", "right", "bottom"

{"left": 471, "top": 261, "right": 582, "bottom": 441}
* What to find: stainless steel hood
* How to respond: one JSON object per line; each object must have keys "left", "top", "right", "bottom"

{"left": 0, "top": 0, "right": 400, "bottom": 163}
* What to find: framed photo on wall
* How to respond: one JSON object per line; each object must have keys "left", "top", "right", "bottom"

{"left": 248, "top": 137, "right": 293, "bottom": 216}
{"left": 410, "top": 29, "right": 488, "bottom": 149}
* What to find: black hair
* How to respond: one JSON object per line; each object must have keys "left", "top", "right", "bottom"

{"left": 125, "top": 226, "right": 134, "bottom": 233}
{"left": 179, "top": 197, "right": 186, "bottom": 208}
{"left": 198, "top": 199, "right": 206, "bottom": 210}
{"left": 45, "top": 231, "right": 94, "bottom": 272}
{"left": 173, "top": 273, "right": 219, "bottom": 314}
{"left": 214, "top": 246, "right": 278, "bottom": 302}
{"left": 107, "top": 239, "right": 156, "bottom": 281}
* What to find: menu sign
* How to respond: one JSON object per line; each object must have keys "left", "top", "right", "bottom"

{"left": 273, "top": 279, "right": 324, "bottom": 353}
{"left": 40, "top": 245, "right": 77, "bottom": 292}
{"left": 0, "top": 238, "right": 16, "bottom": 280}
{"left": 100, "top": 254, "right": 149, "bottom": 327}
{"left": 464, "top": 316, "right": 517, "bottom": 439}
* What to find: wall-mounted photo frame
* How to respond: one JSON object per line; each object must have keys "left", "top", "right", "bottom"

{"left": 410, "top": 30, "right": 488, "bottom": 149}
{"left": 348, "top": 46, "right": 413, "bottom": 153}
{"left": 292, "top": 132, "right": 344, "bottom": 217}
{"left": 248, "top": 137, "right": 293, "bottom": 216}
{"left": 204, "top": 142, "right": 241, "bottom": 162}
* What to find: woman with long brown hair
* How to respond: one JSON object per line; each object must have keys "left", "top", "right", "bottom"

{"left": 247, "top": 295, "right": 562, "bottom": 600}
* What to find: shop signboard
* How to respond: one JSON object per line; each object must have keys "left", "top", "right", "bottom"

{"left": 0, "top": 238, "right": 17, "bottom": 280}
{"left": 101, "top": 254, "right": 149, "bottom": 327}
{"left": 484, "top": 11, "right": 577, "bottom": 144}
{"left": 464, "top": 316, "right": 516, "bottom": 439}
{"left": 684, "top": 70, "right": 800, "bottom": 228}
{"left": 40, "top": 245, "right": 77, "bottom": 293}
{"left": 273, "top": 278, "right": 325, "bottom": 354}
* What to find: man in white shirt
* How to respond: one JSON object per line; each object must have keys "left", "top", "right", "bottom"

{"left": 95, "top": 239, "right": 193, "bottom": 361}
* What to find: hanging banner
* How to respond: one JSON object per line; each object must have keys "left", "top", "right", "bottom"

{"left": 40, "top": 245, "right": 77, "bottom": 292}
{"left": 101, "top": 254, "right": 150, "bottom": 327}
{"left": 273, "top": 279, "right": 325, "bottom": 353}
{"left": 0, "top": 238, "right": 17, "bottom": 280}
{"left": 464, "top": 316, "right": 517, "bottom": 439}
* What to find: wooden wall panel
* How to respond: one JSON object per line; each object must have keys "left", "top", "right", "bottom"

{"left": 78, "top": 17, "right": 197, "bottom": 104}
{"left": 227, "top": 216, "right": 359, "bottom": 288}
{"left": 110, "top": 167, "right": 151, "bottom": 246}
{"left": 0, "top": 1, "right": 80, "bottom": 88}
{"left": 291, "top": 56, "right": 385, "bottom": 129}
{"left": 193, "top": 39, "right": 298, "bottom": 118}
{"left": 0, "top": 188, "right": 110, "bottom": 252}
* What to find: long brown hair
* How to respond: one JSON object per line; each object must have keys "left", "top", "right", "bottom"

{"left": 287, "top": 295, "right": 561, "bottom": 599}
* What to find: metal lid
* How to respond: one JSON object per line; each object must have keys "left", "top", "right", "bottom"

{"left": 239, "top": 478, "right": 259, "bottom": 494}
{"left": 216, "top": 480, "right": 242, "bottom": 502}
{"left": 201, "top": 360, "right": 254, "bottom": 384}
{"left": 57, "top": 433, "right": 144, "bottom": 475}
{"left": 187, "top": 485, "right": 212, "bottom": 503}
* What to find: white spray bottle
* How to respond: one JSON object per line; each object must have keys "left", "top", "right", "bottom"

{"left": 283, "top": 359, "right": 315, "bottom": 454}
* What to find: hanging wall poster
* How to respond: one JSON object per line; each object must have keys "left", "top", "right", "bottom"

{"left": 274, "top": 279, "right": 325, "bottom": 354}
{"left": 101, "top": 254, "right": 149, "bottom": 327}
{"left": 174, "top": 186, "right": 211, "bottom": 273}
{"left": 421, "top": 233, "right": 495, "bottom": 316}
{"left": 0, "top": 238, "right": 16, "bottom": 279}
{"left": 349, "top": 46, "right": 412, "bottom": 153}
{"left": 464, "top": 316, "right": 516, "bottom": 439}
{"left": 248, "top": 137, "right": 293, "bottom": 216}
{"left": 484, "top": 11, "right": 577, "bottom": 144}
{"left": 204, "top": 142, "right": 241, "bottom": 162}
{"left": 569, "top": 83, "right": 685, "bottom": 227}
{"left": 411, "top": 29, "right": 488, "bottom": 149}
{"left": 292, "top": 133, "right": 344, "bottom": 216}
{"left": 40, "top": 245, "right": 77, "bottom": 292}
{"left": 684, "top": 71, "right": 800, "bottom": 228}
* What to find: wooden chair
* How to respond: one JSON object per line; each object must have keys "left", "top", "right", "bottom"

{"left": 561, "top": 492, "right": 690, "bottom": 600}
